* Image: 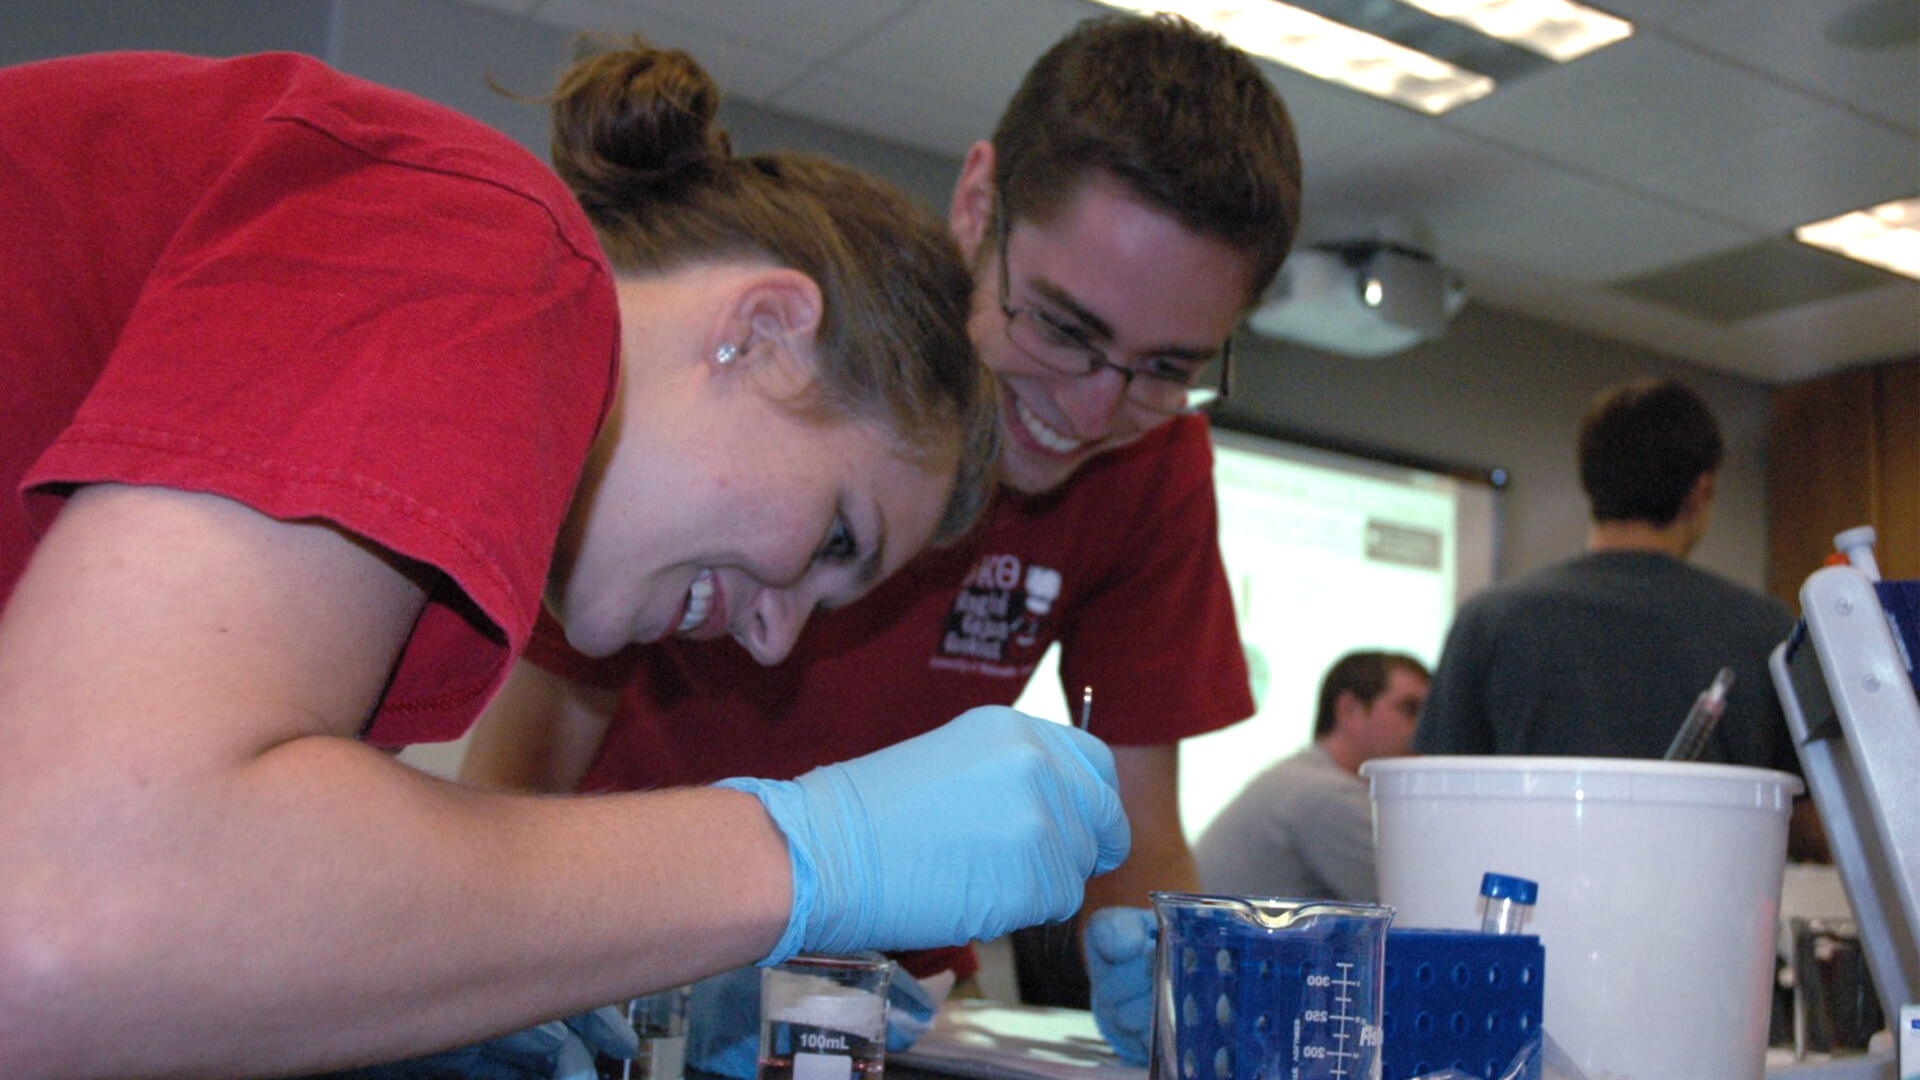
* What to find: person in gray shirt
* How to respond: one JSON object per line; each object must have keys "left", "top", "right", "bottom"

{"left": 1415, "top": 377, "right": 1824, "bottom": 859}
{"left": 1415, "top": 378, "right": 1797, "bottom": 768}
{"left": 1195, "top": 651, "right": 1429, "bottom": 901}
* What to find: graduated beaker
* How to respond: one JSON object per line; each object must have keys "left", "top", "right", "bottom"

{"left": 1151, "top": 892, "right": 1392, "bottom": 1080}
{"left": 758, "top": 952, "right": 891, "bottom": 1080}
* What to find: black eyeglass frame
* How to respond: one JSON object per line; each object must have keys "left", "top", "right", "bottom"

{"left": 993, "top": 211, "right": 1233, "bottom": 415}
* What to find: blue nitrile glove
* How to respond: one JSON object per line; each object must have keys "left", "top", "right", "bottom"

{"left": 716, "top": 705, "right": 1130, "bottom": 962}
{"left": 1086, "top": 906, "right": 1157, "bottom": 1065}
{"left": 684, "top": 961, "right": 941, "bottom": 1080}
{"left": 884, "top": 963, "right": 940, "bottom": 1051}
{"left": 684, "top": 966, "right": 761, "bottom": 1080}
{"left": 311, "top": 1006, "right": 639, "bottom": 1080}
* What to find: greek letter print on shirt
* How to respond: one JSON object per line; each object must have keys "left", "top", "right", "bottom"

{"left": 935, "top": 551, "right": 1064, "bottom": 672}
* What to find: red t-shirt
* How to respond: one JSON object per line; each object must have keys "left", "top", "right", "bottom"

{"left": 527, "top": 413, "right": 1255, "bottom": 978}
{"left": 1, "top": 51, "right": 620, "bottom": 746}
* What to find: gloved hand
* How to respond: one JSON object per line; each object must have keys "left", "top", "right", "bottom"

{"left": 717, "top": 705, "right": 1130, "bottom": 961}
{"left": 1085, "top": 906, "right": 1157, "bottom": 1065}
{"left": 684, "top": 966, "right": 760, "bottom": 1080}
{"left": 684, "top": 961, "right": 943, "bottom": 1080}
{"left": 309, "top": 1006, "right": 639, "bottom": 1079}
{"left": 884, "top": 963, "right": 943, "bottom": 1051}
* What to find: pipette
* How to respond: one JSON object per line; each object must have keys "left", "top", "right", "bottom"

{"left": 1663, "top": 666, "right": 1736, "bottom": 761}
{"left": 1038, "top": 686, "right": 1097, "bottom": 957}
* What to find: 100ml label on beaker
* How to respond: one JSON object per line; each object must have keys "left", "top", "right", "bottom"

{"left": 759, "top": 1021, "right": 884, "bottom": 1080}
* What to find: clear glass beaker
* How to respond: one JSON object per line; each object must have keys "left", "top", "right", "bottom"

{"left": 757, "top": 951, "right": 892, "bottom": 1080}
{"left": 1151, "top": 892, "right": 1393, "bottom": 1080}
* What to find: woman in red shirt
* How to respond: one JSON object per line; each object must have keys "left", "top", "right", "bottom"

{"left": 0, "top": 37, "right": 1126, "bottom": 1079}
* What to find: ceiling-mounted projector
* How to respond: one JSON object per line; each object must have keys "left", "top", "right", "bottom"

{"left": 1245, "top": 240, "right": 1468, "bottom": 358}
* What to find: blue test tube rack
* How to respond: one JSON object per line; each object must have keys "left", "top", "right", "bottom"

{"left": 1155, "top": 903, "right": 1390, "bottom": 1080}
{"left": 1380, "top": 929, "right": 1545, "bottom": 1080}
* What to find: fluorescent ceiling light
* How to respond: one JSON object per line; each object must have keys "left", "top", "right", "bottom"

{"left": 1404, "top": 0, "right": 1634, "bottom": 62}
{"left": 1795, "top": 196, "right": 1920, "bottom": 283}
{"left": 1091, "top": 0, "right": 1494, "bottom": 115}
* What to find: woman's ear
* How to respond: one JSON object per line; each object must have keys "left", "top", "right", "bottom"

{"left": 723, "top": 267, "right": 824, "bottom": 365}
{"left": 950, "top": 141, "right": 997, "bottom": 265}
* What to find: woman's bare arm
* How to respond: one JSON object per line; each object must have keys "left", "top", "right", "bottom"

{"left": 0, "top": 484, "right": 789, "bottom": 1079}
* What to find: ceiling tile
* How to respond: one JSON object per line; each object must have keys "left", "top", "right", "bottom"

{"left": 1442, "top": 34, "right": 1829, "bottom": 192}
{"left": 462, "top": 0, "right": 544, "bottom": 13}
{"left": 1852, "top": 68, "right": 1920, "bottom": 134}
{"left": 1453, "top": 250, "right": 1760, "bottom": 374}
{"left": 1734, "top": 281, "right": 1920, "bottom": 379}
{"left": 1255, "top": 62, "right": 1434, "bottom": 167}
{"left": 1450, "top": 246, "right": 1918, "bottom": 385}
{"left": 776, "top": 65, "right": 989, "bottom": 159}
{"left": 1661, "top": 0, "right": 1920, "bottom": 133}
{"left": 1612, "top": 237, "right": 1902, "bottom": 321}
{"left": 1573, "top": 0, "right": 1705, "bottom": 31}
{"left": 440, "top": 0, "right": 1920, "bottom": 382}
{"left": 533, "top": 0, "right": 816, "bottom": 99}
{"left": 541, "top": 0, "right": 919, "bottom": 57}
{"left": 1303, "top": 126, "right": 1751, "bottom": 281}
{"left": 1631, "top": 106, "right": 1920, "bottom": 232}
{"left": 828, "top": 0, "right": 1092, "bottom": 118}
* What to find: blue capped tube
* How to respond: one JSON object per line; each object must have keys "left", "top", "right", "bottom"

{"left": 1478, "top": 872, "right": 1539, "bottom": 935}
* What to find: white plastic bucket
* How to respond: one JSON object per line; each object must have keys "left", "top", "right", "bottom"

{"left": 1363, "top": 756, "right": 1802, "bottom": 1080}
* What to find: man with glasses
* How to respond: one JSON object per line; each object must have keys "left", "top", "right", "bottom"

{"left": 992, "top": 208, "right": 1237, "bottom": 416}
{"left": 462, "top": 12, "right": 1302, "bottom": 1068}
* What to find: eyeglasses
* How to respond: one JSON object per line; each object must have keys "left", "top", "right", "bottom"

{"left": 995, "top": 214, "right": 1232, "bottom": 415}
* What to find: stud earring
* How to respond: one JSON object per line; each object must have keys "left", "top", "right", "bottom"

{"left": 715, "top": 343, "right": 740, "bottom": 365}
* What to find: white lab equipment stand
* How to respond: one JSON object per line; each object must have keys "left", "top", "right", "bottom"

{"left": 1770, "top": 561, "right": 1920, "bottom": 1015}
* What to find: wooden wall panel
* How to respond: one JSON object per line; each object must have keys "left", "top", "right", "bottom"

{"left": 1767, "top": 357, "right": 1920, "bottom": 611}
{"left": 1872, "top": 361, "right": 1920, "bottom": 583}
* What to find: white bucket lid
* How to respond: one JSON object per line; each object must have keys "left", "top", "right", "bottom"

{"left": 1362, "top": 754, "right": 1802, "bottom": 810}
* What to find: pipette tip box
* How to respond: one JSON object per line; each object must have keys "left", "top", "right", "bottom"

{"left": 1381, "top": 928, "right": 1545, "bottom": 1080}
